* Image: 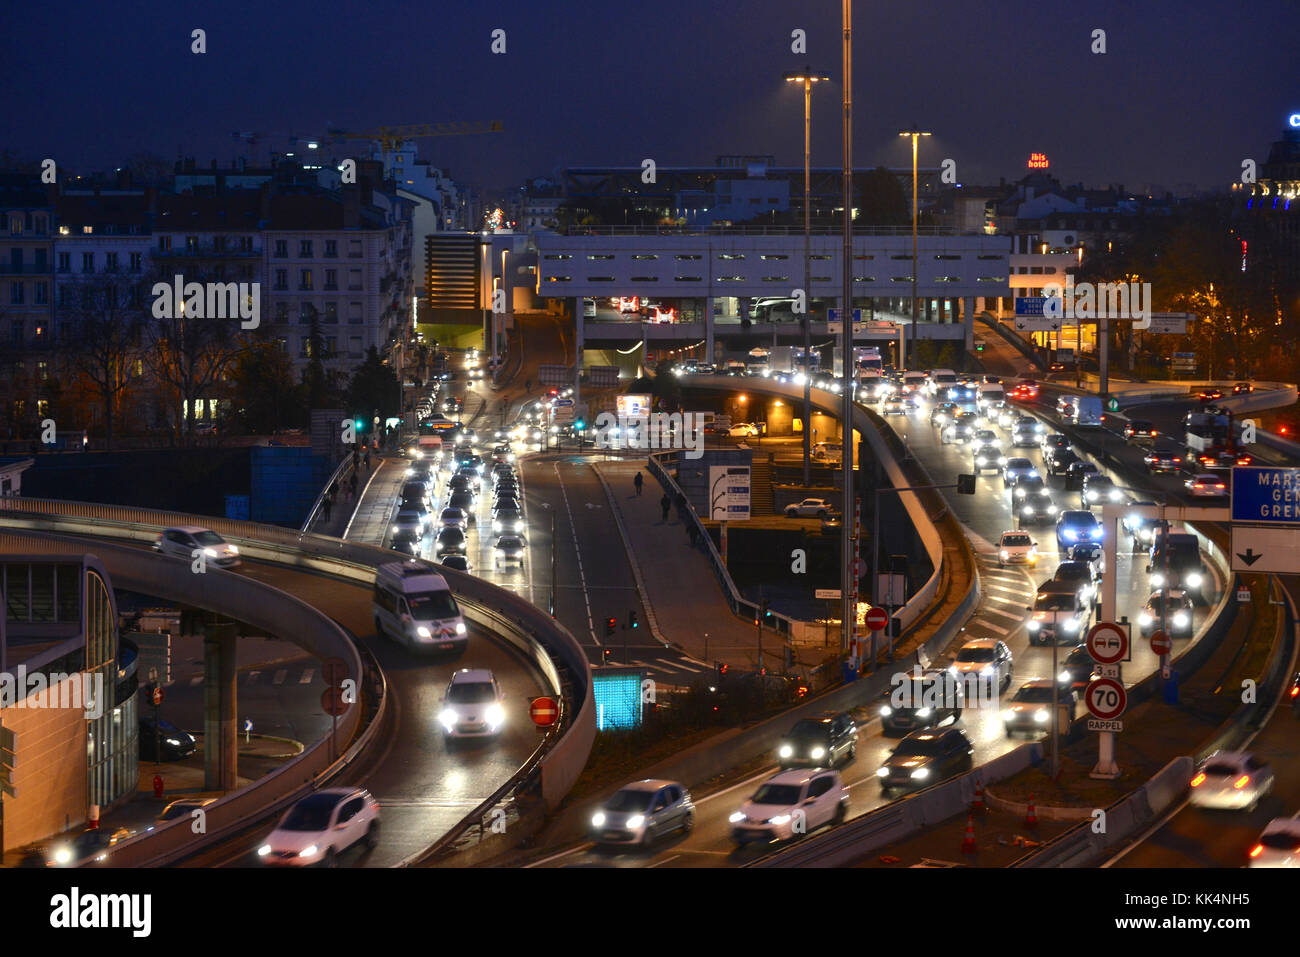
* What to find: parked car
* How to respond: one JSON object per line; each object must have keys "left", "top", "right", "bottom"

{"left": 139, "top": 716, "right": 197, "bottom": 762}
{"left": 785, "top": 498, "right": 835, "bottom": 519}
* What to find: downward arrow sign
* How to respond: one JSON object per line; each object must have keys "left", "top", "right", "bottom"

{"left": 1237, "top": 548, "right": 1262, "bottom": 567}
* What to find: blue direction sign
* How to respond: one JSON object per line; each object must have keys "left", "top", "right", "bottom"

{"left": 827, "top": 308, "right": 863, "bottom": 323}
{"left": 1015, "top": 297, "right": 1046, "bottom": 316}
{"left": 1231, "top": 466, "right": 1300, "bottom": 524}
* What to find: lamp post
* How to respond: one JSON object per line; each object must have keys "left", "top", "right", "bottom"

{"left": 840, "top": 0, "right": 855, "bottom": 654}
{"left": 898, "top": 127, "right": 931, "bottom": 369}
{"left": 784, "top": 70, "right": 830, "bottom": 489}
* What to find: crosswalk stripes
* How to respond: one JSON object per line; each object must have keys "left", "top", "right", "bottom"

{"left": 987, "top": 594, "right": 1030, "bottom": 608}
{"left": 981, "top": 606, "right": 1023, "bottom": 623}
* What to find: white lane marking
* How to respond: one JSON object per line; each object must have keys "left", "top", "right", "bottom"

{"left": 985, "top": 583, "right": 1028, "bottom": 596}
{"left": 299, "top": 668, "right": 314, "bottom": 684}
{"left": 648, "top": 854, "right": 682, "bottom": 868}
{"left": 981, "top": 606, "right": 1023, "bottom": 623}
{"left": 273, "top": 669, "right": 287, "bottom": 686}
{"left": 669, "top": 660, "right": 705, "bottom": 673}
{"left": 987, "top": 594, "right": 1031, "bottom": 607}
{"left": 524, "top": 844, "right": 595, "bottom": 868}
{"left": 553, "top": 460, "right": 599, "bottom": 645}
{"left": 970, "top": 620, "right": 1010, "bottom": 636}
{"left": 190, "top": 675, "right": 203, "bottom": 687}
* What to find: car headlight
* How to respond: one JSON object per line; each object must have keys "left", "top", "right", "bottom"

{"left": 392, "top": 525, "right": 400, "bottom": 534}
{"left": 1027, "top": 620, "right": 1040, "bottom": 631}
{"left": 1048, "top": 505, "right": 1057, "bottom": 514}
{"left": 1138, "top": 613, "right": 1153, "bottom": 627}
{"left": 910, "top": 768, "right": 930, "bottom": 780}
{"left": 204, "top": 547, "right": 218, "bottom": 558}
{"left": 1034, "top": 710, "right": 1049, "bottom": 723}
{"left": 768, "top": 814, "right": 792, "bottom": 826}
{"left": 591, "top": 812, "right": 606, "bottom": 828}
{"left": 485, "top": 703, "right": 505, "bottom": 729}
{"left": 165, "top": 737, "right": 182, "bottom": 746}
{"left": 1063, "top": 529, "right": 1078, "bottom": 541}
{"left": 300, "top": 845, "right": 318, "bottom": 859}
{"left": 980, "top": 665, "right": 994, "bottom": 675}
{"left": 455, "top": 622, "right": 467, "bottom": 635}
{"left": 977, "top": 457, "right": 987, "bottom": 466}
{"left": 810, "top": 746, "right": 826, "bottom": 760}
{"left": 1186, "top": 573, "right": 1203, "bottom": 588}
{"left": 439, "top": 708, "right": 458, "bottom": 729}
{"left": 1022, "top": 507, "right": 1034, "bottom": 516}
{"left": 916, "top": 708, "right": 932, "bottom": 718}
{"left": 228, "top": 545, "right": 239, "bottom": 555}
{"left": 624, "top": 814, "right": 646, "bottom": 829}
{"left": 416, "top": 625, "right": 432, "bottom": 639}
{"left": 1063, "top": 619, "right": 1080, "bottom": 632}
{"left": 257, "top": 844, "right": 271, "bottom": 857}
{"left": 1002, "top": 709, "right": 1016, "bottom": 720}
{"left": 729, "top": 811, "right": 747, "bottom": 824}
{"left": 1173, "top": 612, "right": 1190, "bottom": 628}
{"left": 1057, "top": 670, "right": 1071, "bottom": 683}
{"left": 1000, "top": 549, "right": 1009, "bottom": 559}
{"left": 1150, "top": 573, "right": 1165, "bottom": 588}
{"left": 1109, "top": 490, "right": 1122, "bottom": 502}
{"left": 1015, "top": 488, "right": 1026, "bottom": 499}
{"left": 779, "top": 744, "right": 793, "bottom": 758}
{"left": 876, "top": 767, "right": 890, "bottom": 778}
{"left": 998, "top": 457, "right": 1007, "bottom": 466}
{"left": 879, "top": 705, "right": 892, "bottom": 717}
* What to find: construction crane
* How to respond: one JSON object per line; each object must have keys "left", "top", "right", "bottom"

{"left": 324, "top": 121, "right": 503, "bottom": 167}
{"left": 230, "top": 131, "right": 323, "bottom": 164}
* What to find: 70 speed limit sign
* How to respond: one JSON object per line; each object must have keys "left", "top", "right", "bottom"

{"left": 1085, "top": 677, "right": 1127, "bottom": 721}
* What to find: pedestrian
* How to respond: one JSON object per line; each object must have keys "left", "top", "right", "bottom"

{"left": 364, "top": 447, "right": 371, "bottom": 471}
{"left": 322, "top": 495, "right": 332, "bottom": 523}
{"left": 660, "top": 493, "right": 671, "bottom": 523}
{"left": 634, "top": 471, "right": 644, "bottom": 496}
{"left": 349, "top": 473, "right": 358, "bottom": 499}
{"left": 329, "top": 478, "right": 339, "bottom": 500}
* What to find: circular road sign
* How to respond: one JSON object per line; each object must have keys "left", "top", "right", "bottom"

{"left": 321, "top": 687, "right": 349, "bottom": 717}
{"left": 1085, "top": 678, "right": 1127, "bottom": 721}
{"left": 864, "top": 607, "right": 890, "bottom": 632}
{"left": 529, "top": 696, "right": 559, "bottom": 728}
{"left": 1149, "top": 630, "right": 1172, "bottom": 657}
{"left": 322, "top": 656, "right": 349, "bottom": 687}
{"left": 152, "top": 685, "right": 164, "bottom": 706}
{"left": 1086, "top": 621, "right": 1128, "bottom": 665}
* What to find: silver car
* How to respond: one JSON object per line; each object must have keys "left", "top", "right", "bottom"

{"left": 591, "top": 779, "right": 695, "bottom": 848}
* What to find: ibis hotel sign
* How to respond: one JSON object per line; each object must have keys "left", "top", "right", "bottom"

{"left": 1027, "top": 152, "right": 1050, "bottom": 169}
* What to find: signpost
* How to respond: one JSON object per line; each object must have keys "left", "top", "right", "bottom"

{"left": 1236, "top": 584, "right": 1252, "bottom": 603}
{"left": 1014, "top": 296, "right": 1061, "bottom": 333}
{"left": 708, "top": 466, "right": 751, "bottom": 521}
{"left": 1085, "top": 678, "right": 1127, "bottom": 721}
{"left": 826, "top": 308, "right": 863, "bottom": 324}
{"left": 1143, "top": 312, "right": 1193, "bottom": 335}
{"left": 1085, "top": 622, "right": 1128, "bottom": 779}
{"left": 1149, "top": 630, "right": 1172, "bottom": 657}
{"left": 864, "top": 606, "right": 889, "bottom": 632}
{"left": 1229, "top": 467, "right": 1300, "bottom": 573}
{"left": 1085, "top": 621, "right": 1128, "bottom": 665}
{"left": 529, "top": 696, "right": 559, "bottom": 729}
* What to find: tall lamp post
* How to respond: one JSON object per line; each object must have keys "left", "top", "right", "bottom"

{"left": 784, "top": 70, "right": 830, "bottom": 489}
{"left": 898, "top": 127, "right": 931, "bottom": 369}
{"left": 839, "top": 0, "right": 855, "bottom": 655}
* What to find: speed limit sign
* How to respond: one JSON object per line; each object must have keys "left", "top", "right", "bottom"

{"left": 1085, "top": 678, "right": 1127, "bottom": 721}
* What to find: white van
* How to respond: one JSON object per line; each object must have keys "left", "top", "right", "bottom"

{"left": 927, "top": 369, "right": 958, "bottom": 395}
{"left": 583, "top": 298, "right": 597, "bottom": 319}
{"left": 372, "top": 560, "right": 468, "bottom": 653}
{"left": 978, "top": 383, "right": 1006, "bottom": 409}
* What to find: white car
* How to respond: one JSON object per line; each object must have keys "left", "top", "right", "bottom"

{"left": 785, "top": 498, "right": 835, "bottom": 519}
{"left": 1185, "top": 473, "right": 1228, "bottom": 498}
{"left": 728, "top": 768, "right": 848, "bottom": 845}
{"left": 728, "top": 422, "right": 760, "bottom": 437}
{"left": 258, "top": 787, "right": 380, "bottom": 866}
{"left": 948, "top": 638, "right": 1013, "bottom": 695}
{"left": 1249, "top": 817, "right": 1300, "bottom": 867}
{"left": 1189, "top": 751, "right": 1274, "bottom": 811}
{"left": 439, "top": 668, "right": 507, "bottom": 740}
{"left": 997, "top": 531, "right": 1039, "bottom": 567}
{"left": 154, "top": 526, "right": 241, "bottom": 568}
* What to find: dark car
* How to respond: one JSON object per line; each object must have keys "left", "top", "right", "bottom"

{"left": 877, "top": 727, "right": 974, "bottom": 796}
{"left": 439, "top": 554, "right": 471, "bottom": 573}
{"left": 1233, "top": 382, "right": 1255, "bottom": 395}
{"left": 1050, "top": 560, "right": 1099, "bottom": 607}
{"left": 1138, "top": 588, "right": 1195, "bottom": 638}
{"left": 1124, "top": 419, "right": 1158, "bottom": 443}
{"left": 1058, "top": 644, "right": 1098, "bottom": 694}
{"left": 878, "top": 669, "right": 964, "bottom": 735}
{"left": 139, "top": 716, "right": 197, "bottom": 762}
{"left": 1197, "top": 388, "right": 1224, "bottom": 402}
{"left": 389, "top": 528, "right": 421, "bottom": 556}
{"left": 1004, "top": 680, "right": 1076, "bottom": 737}
{"left": 776, "top": 712, "right": 858, "bottom": 768}
{"left": 1144, "top": 448, "right": 1184, "bottom": 473}
{"left": 434, "top": 526, "right": 468, "bottom": 557}
{"left": 1147, "top": 532, "right": 1207, "bottom": 599}
{"left": 1046, "top": 447, "right": 1079, "bottom": 476}
{"left": 1063, "top": 459, "right": 1099, "bottom": 490}
{"left": 447, "top": 473, "right": 474, "bottom": 495}
{"left": 1013, "top": 475, "right": 1057, "bottom": 525}
{"left": 448, "top": 489, "right": 476, "bottom": 518}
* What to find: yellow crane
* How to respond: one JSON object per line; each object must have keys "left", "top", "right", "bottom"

{"left": 325, "top": 121, "right": 503, "bottom": 166}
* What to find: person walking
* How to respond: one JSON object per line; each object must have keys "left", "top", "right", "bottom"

{"left": 660, "top": 493, "right": 671, "bottom": 523}
{"left": 363, "top": 447, "right": 371, "bottom": 471}
{"left": 349, "top": 473, "right": 358, "bottom": 500}
{"left": 633, "top": 471, "right": 644, "bottom": 496}
{"left": 321, "top": 495, "right": 333, "bottom": 523}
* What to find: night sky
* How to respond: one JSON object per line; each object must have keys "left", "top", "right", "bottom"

{"left": 4, "top": 0, "right": 1297, "bottom": 197}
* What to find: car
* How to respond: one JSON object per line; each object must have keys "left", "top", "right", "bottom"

{"left": 1081, "top": 474, "right": 1124, "bottom": 508}
{"left": 1045, "top": 447, "right": 1079, "bottom": 476}
{"left": 1068, "top": 542, "right": 1105, "bottom": 580}
{"left": 1025, "top": 583, "right": 1090, "bottom": 645}
{"left": 139, "top": 716, "right": 197, "bottom": 761}
{"left": 1012, "top": 421, "right": 1042, "bottom": 447}
{"left": 153, "top": 526, "right": 241, "bottom": 568}
{"left": 1123, "top": 419, "right": 1158, "bottom": 443}
{"left": 930, "top": 402, "right": 960, "bottom": 428}
{"left": 155, "top": 797, "right": 218, "bottom": 828}
{"left": 997, "top": 530, "right": 1039, "bottom": 567}
{"left": 941, "top": 412, "right": 979, "bottom": 445}
{"left": 1003, "top": 458, "right": 1038, "bottom": 488}
{"left": 1248, "top": 817, "right": 1300, "bottom": 867}
{"left": 948, "top": 638, "right": 1013, "bottom": 695}
{"left": 399, "top": 480, "right": 434, "bottom": 509}
{"left": 728, "top": 422, "right": 760, "bottom": 437}
{"left": 439, "top": 554, "right": 472, "bottom": 573}
{"left": 1056, "top": 509, "right": 1103, "bottom": 549}
{"left": 1137, "top": 588, "right": 1195, "bottom": 638}
{"left": 455, "top": 467, "right": 484, "bottom": 492}
{"left": 388, "top": 527, "right": 421, "bottom": 556}
{"left": 492, "top": 507, "right": 525, "bottom": 535}
{"left": 447, "top": 488, "right": 476, "bottom": 517}
{"left": 439, "top": 506, "right": 468, "bottom": 530}
{"left": 1122, "top": 502, "right": 1165, "bottom": 544}
{"left": 785, "top": 498, "right": 835, "bottom": 519}
{"left": 1185, "top": 473, "right": 1227, "bottom": 498}
{"left": 972, "top": 442, "right": 1007, "bottom": 476}
{"left": 1041, "top": 432, "right": 1070, "bottom": 454}
{"left": 1013, "top": 476, "right": 1058, "bottom": 525}
{"left": 1197, "top": 388, "right": 1224, "bottom": 402}
{"left": 1056, "top": 395, "right": 1075, "bottom": 417}
{"left": 1233, "top": 382, "right": 1255, "bottom": 395}
{"left": 879, "top": 668, "right": 964, "bottom": 734}
{"left": 434, "top": 525, "right": 467, "bottom": 556}
{"left": 493, "top": 535, "right": 526, "bottom": 569}
{"left": 1144, "top": 448, "right": 1184, "bottom": 473}
{"left": 1147, "top": 532, "right": 1208, "bottom": 597}
{"left": 439, "top": 668, "right": 507, "bottom": 740}
{"left": 492, "top": 495, "right": 522, "bottom": 516}
{"left": 258, "top": 787, "right": 380, "bottom": 866}
{"left": 729, "top": 768, "right": 849, "bottom": 844}
{"left": 1050, "top": 560, "right": 1099, "bottom": 607}
{"left": 590, "top": 780, "right": 695, "bottom": 847}
{"left": 392, "top": 506, "right": 430, "bottom": 539}
{"left": 1195, "top": 446, "right": 1253, "bottom": 470}
{"left": 877, "top": 727, "right": 974, "bottom": 796}
{"left": 995, "top": 407, "right": 1019, "bottom": 430}
{"left": 494, "top": 476, "right": 521, "bottom": 496}
{"left": 1189, "top": 751, "right": 1274, "bottom": 811}
{"left": 1063, "top": 459, "right": 1100, "bottom": 490}
{"left": 1057, "top": 644, "right": 1099, "bottom": 693}
{"left": 776, "top": 712, "right": 858, "bottom": 768}
{"left": 1003, "top": 680, "right": 1076, "bottom": 737}
{"left": 1048, "top": 361, "right": 1066, "bottom": 373}
{"left": 882, "top": 396, "right": 908, "bottom": 415}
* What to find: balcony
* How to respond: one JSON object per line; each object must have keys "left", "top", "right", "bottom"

{"left": 0, "top": 263, "right": 53, "bottom": 275}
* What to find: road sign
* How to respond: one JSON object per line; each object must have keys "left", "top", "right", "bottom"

{"left": 1085, "top": 678, "right": 1127, "bottom": 721}
{"left": 814, "top": 588, "right": 842, "bottom": 600}
{"left": 708, "top": 466, "right": 751, "bottom": 520}
{"left": 1230, "top": 524, "right": 1300, "bottom": 574}
{"left": 1086, "top": 718, "right": 1124, "bottom": 733}
{"left": 321, "top": 687, "right": 349, "bottom": 717}
{"left": 1086, "top": 621, "right": 1128, "bottom": 664}
{"left": 538, "top": 364, "right": 573, "bottom": 387}
{"left": 827, "top": 308, "right": 863, "bottom": 324}
{"left": 1143, "top": 312, "right": 1193, "bottom": 335}
{"left": 1107, "top": 397, "right": 1120, "bottom": 412}
{"left": 152, "top": 685, "right": 164, "bottom": 706}
{"left": 1231, "top": 467, "right": 1300, "bottom": 525}
{"left": 1015, "top": 297, "right": 1046, "bottom": 316}
{"left": 529, "top": 696, "right": 559, "bottom": 728}
{"left": 1236, "top": 584, "right": 1251, "bottom": 603}
{"left": 865, "top": 607, "right": 890, "bottom": 632}
{"left": 321, "top": 657, "right": 348, "bottom": 686}
{"left": 1014, "top": 316, "right": 1061, "bottom": 333}
{"left": 553, "top": 397, "right": 574, "bottom": 407}
{"left": 1092, "top": 663, "right": 1121, "bottom": 679}
{"left": 1149, "top": 630, "right": 1172, "bottom": 656}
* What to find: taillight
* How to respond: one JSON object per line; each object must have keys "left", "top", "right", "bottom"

{"left": 1191, "top": 773, "right": 1206, "bottom": 787}
{"left": 1290, "top": 685, "right": 1298, "bottom": 698}
{"left": 1233, "top": 775, "right": 1250, "bottom": 789}
{"left": 1249, "top": 844, "right": 1264, "bottom": 858}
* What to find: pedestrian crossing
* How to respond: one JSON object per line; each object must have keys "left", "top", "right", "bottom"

{"left": 181, "top": 663, "right": 320, "bottom": 688}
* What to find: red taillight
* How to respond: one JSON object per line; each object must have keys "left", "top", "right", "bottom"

{"left": 1191, "top": 772, "right": 1206, "bottom": 787}
{"left": 1233, "top": 775, "right": 1250, "bottom": 789}
{"left": 1250, "top": 844, "right": 1265, "bottom": 858}
{"left": 1290, "top": 685, "right": 1299, "bottom": 698}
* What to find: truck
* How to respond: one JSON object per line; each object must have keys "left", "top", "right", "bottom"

{"left": 1183, "top": 409, "right": 1249, "bottom": 466}
{"left": 1064, "top": 395, "right": 1103, "bottom": 428}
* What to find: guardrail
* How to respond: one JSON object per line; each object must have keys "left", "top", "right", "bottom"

{"left": 301, "top": 452, "right": 356, "bottom": 533}
{"left": 0, "top": 498, "right": 597, "bottom": 857}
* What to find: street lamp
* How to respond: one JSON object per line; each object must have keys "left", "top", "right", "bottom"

{"left": 898, "top": 127, "right": 932, "bottom": 369}
{"left": 784, "top": 70, "right": 831, "bottom": 489}
{"left": 840, "top": 0, "right": 855, "bottom": 656}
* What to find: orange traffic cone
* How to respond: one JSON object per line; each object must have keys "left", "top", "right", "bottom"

{"left": 1025, "top": 794, "right": 1038, "bottom": 828}
{"left": 960, "top": 813, "right": 977, "bottom": 854}
{"left": 971, "top": 780, "right": 985, "bottom": 813}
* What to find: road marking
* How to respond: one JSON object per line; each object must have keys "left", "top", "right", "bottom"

{"left": 970, "top": 619, "right": 1010, "bottom": 635}
{"left": 553, "top": 460, "right": 599, "bottom": 645}
{"left": 981, "top": 606, "right": 1023, "bottom": 623}
{"left": 647, "top": 854, "right": 681, "bottom": 867}
{"left": 987, "top": 594, "right": 1030, "bottom": 607}
{"left": 299, "top": 668, "right": 314, "bottom": 684}
{"left": 985, "top": 583, "right": 1027, "bottom": 595}
{"left": 189, "top": 675, "right": 203, "bottom": 687}
{"left": 273, "top": 669, "right": 288, "bottom": 685}
{"left": 669, "top": 660, "right": 704, "bottom": 673}
{"left": 524, "top": 844, "right": 594, "bottom": 868}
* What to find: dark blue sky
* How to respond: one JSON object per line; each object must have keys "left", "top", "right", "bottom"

{"left": 4, "top": 0, "right": 1297, "bottom": 197}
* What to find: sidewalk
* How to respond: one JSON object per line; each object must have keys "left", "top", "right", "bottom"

{"left": 594, "top": 461, "right": 824, "bottom": 672}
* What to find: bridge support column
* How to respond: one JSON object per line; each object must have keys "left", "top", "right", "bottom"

{"left": 203, "top": 620, "right": 238, "bottom": 791}
{"left": 705, "top": 296, "right": 715, "bottom": 362}
{"left": 573, "top": 297, "right": 584, "bottom": 405}
{"left": 964, "top": 297, "right": 976, "bottom": 352}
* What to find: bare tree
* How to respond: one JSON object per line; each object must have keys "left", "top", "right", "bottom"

{"left": 61, "top": 278, "right": 147, "bottom": 450}
{"left": 145, "top": 300, "right": 243, "bottom": 443}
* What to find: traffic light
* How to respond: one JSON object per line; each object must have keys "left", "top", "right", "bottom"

{"left": 605, "top": 616, "right": 617, "bottom": 637}
{"left": 628, "top": 610, "right": 639, "bottom": 630}
{"left": 601, "top": 648, "right": 613, "bottom": 665}
{"left": 354, "top": 418, "right": 365, "bottom": 433}
{"left": 957, "top": 473, "right": 976, "bottom": 495}
{"left": 975, "top": 341, "right": 985, "bottom": 353}
{"left": 761, "top": 599, "right": 772, "bottom": 621}
{"left": 716, "top": 661, "right": 728, "bottom": 677}
{"left": 574, "top": 418, "right": 585, "bottom": 431}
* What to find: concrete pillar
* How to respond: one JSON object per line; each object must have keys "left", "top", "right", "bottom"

{"left": 925, "top": 297, "right": 933, "bottom": 322}
{"left": 203, "top": 620, "right": 238, "bottom": 791}
{"left": 964, "top": 297, "right": 976, "bottom": 352}
{"left": 573, "top": 297, "right": 584, "bottom": 404}
{"left": 705, "top": 296, "right": 715, "bottom": 361}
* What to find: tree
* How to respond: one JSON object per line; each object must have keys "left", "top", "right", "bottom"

{"left": 345, "top": 346, "right": 401, "bottom": 422}
{"left": 228, "top": 335, "right": 304, "bottom": 434}
{"left": 62, "top": 278, "right": 147, "bottom": 450}
{"left": 145, "top": 295, "right": 242, "bottom": 443}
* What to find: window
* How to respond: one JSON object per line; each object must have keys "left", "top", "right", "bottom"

{"left": 716, "top": 275, "right": 744, "bottom": 282}
{"left": 213, "top": 235, "right": 226, "bottom": 252}
{"left": 807, "top": 776, "right": 834, "bottom": 798}
{"left": 274, "top": 240, "right": 288, "bottom": 258}
{"left": 544, "top": 276, "right": 571, "bottom": 282}
{"left": 299, "top": 240, "right": 313, "bottom": 258}
{"left": 324, "top": 269, "right": 338, "bottom": 290}
{"left": 274, "top": 269, "right": 287, "bottom": 290}
{"left": 324, "top": 301, "right": 338, "bottom": 323}
{"left": 274, "top": 302, "right": 288, "bottom": 323}
{"left": 762, "top": 276, "right": 789, "bottom": 282}
{"left": 8, "top": 216, "right": 21, "bottom": 235}
{"left": 10, "top": 320, "right": 23, "bottom": 344}
{"left": 299, "top": 336, "right": 311, "bottom": 357}
{"left": 324, "top": 336, "right": 337, "bottom": 356}
{"left": 37, "top": 360, "right": 48, "bottom": 380}
{"left": 158, "top": 235, "right": 171, "bottom": 252}
{"left": 299, "top": 302, "right": 314, "bottom": 323}
{"left": 349, "top": 335, "right": 362, "bottom": 355}
{"left": 587, "top": 276, "right": 615, "bottom": 282}
{"left": 324, "top": 239, "right": 337, "bottom": 258}
{"left": 629, "top": 276, "right": 659, "bottom": 282}
{"left": 185, "top": 236, "right": 198, "bottom": 252}
{"left": 348, "top": 302, "right": 362, "bottom": 324}
{"left": 35, "top": 282, "right": 48, "bottom": 304}
{"left": 543, "top": 253, "right": 572, "bottom": 260}
{"left": 57, "top": 252, "right": 70, "bottom": 272}
{"left": 105, "top": 252, "right": 118, "bottom": 272}
{"left": 761, "top": 254, "right": 789, "bottom": 261}
{"left": 674, "top": 276, "right": 702, "bottom": 282}
{"left": 299, "top": 269, "right": 313, "bottom": 290}
{"left": 348, "top": 269, "right": 362, "bottom": 291}
{"left": 630, "top": 254, "right": 658, "bottom": 260}
{"left": 130, "top": 252, "right": 142, "bottom": 272}
{"left": 933, "top": 254, "right": 962, "bottom": 260}
{"left": 717, "top": 253, "right": 745, "bottom": 260}
{"left": 82, "top": 225, "right": 93, "bottom": 234}
{"left": 239, "top": 236, "right": 254, "bottom": 253}
{"left": 127, "top": 285, "right": 141, "bottom": 307}
{"left": 586, "top": 254, "right": 614, "bottom": 261}
{"left": 82, "top": 252, "right": 94, "bottom": 273}
{"left": 674, "top": 254, "right": 702, "bottom": 261}
{"left": 348, "top": 239, "right": 362, "bottom": 258}
{"left": 9, "top": 282, "right": 23, "bottom": 305}
{"left": 809, "top": 254, "right": 831, "bottom": 261}
{"left": 854, "top": 276, "right": 876, "bottom": 283}
{"left": 58, "top": 286, "right": 72, "bottom": 307}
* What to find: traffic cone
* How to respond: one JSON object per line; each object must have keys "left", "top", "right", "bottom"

{"left": 960, "top": 813, "right": 977, "bottom": 854}
{"left": 971, "top": 780, "right": 985, "bottom": 813}
{"left": 1025, "top": 794, "right": 1038, "bottom": 828}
